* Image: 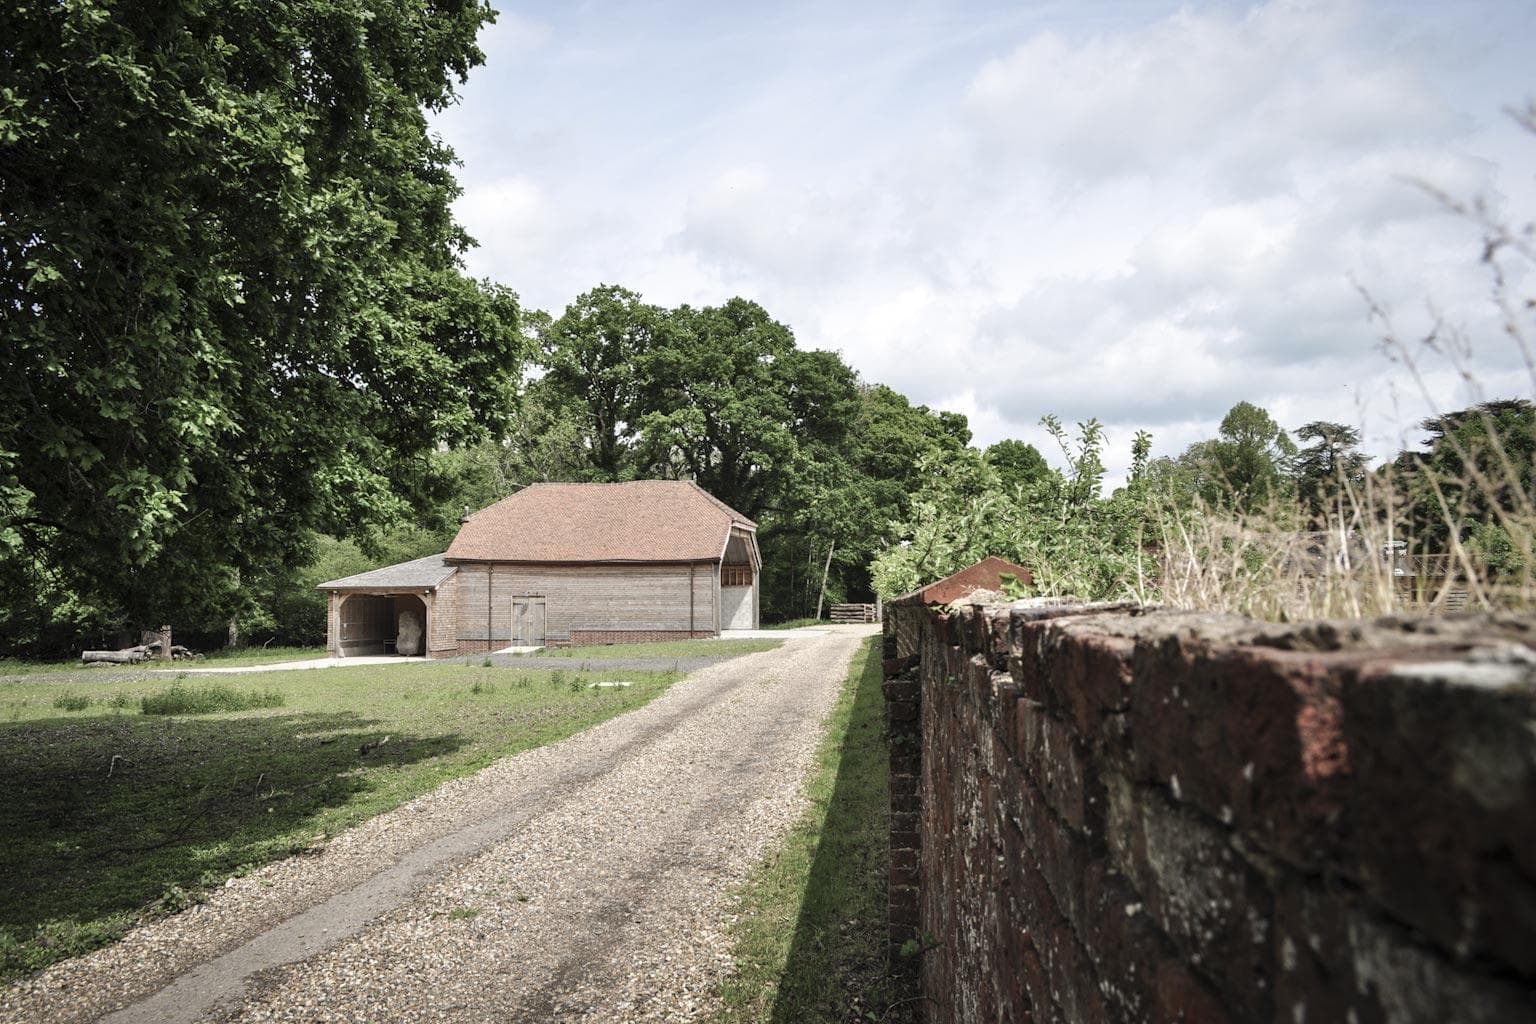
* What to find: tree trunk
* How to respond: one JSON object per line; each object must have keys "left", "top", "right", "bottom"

{"left": 815, "top": 541, "right": 835, "bottom": 622}
{"left": 82, "top": 646, "right": 150, "bottom": 664}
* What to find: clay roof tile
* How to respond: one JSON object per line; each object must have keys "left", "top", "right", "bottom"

{"left": 444, "top": 480, "right": 755, "bottom": 563}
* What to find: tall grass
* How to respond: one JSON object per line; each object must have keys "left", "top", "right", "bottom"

{"left": 1150, "top": 106, "right": 1536, "bottom": 621}
{"left": 140, "top": 684, "right": 286, "bottom": 715}
{"left": 1148, "top": 426, "right": 1535, "bottom": 620}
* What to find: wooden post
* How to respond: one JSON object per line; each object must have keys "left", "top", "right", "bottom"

{"left": 815, "top": 541, "right": 835, "bottom": 622}
{"left": 160, "top": 625, "right": 172, "bottom": 661}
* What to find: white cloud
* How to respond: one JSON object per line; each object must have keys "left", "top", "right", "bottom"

{"left": 455, "top": 177, "right": 550, "bottom": 280}
{"left": 436, "top": 0, "right": 1535, "bottom": 484}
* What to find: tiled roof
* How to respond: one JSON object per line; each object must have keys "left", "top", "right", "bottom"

{"left": 445, "top": 481, "right": 755, "bottom": 563}
{"left": 317, "top": 553, "right": 457, "bottom": 591}
{"left": 890, "top": 556, "right": 1034, "bottom": 605}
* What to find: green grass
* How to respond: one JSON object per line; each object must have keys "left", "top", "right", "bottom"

{"left": 0, "top": 645, "right": 328, "bottom": 679}
{"left": 716, "top": 637, "right": 920, "bottom": 1024}
{"left": 761, "top": 618, "right": 827, "bottom": 630}
{"left": 139, "top": 684, "right": 286, "bottom": 715}
{"left": 527, "top": 638, "right": 783, "bottom": 660}
{"left": 0, "top": 660, "right": 681, "bottom": 979}
{"left": 0, "top": 657, "right": 94, "bottom": 678}
{"left": 194, "top": 646, "right": 328, "bottom": 667}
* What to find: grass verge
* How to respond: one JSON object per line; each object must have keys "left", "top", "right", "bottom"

{"left": 524, "top": 638, "right": 782, "bottom": 660}
{"left": 0, "top": 661, "right": 681, "bottom": 979}
{"left": 0, "top": 645, "right": 329, "bottom": 679}
{"left": 716, "top": 637, "right": 920, "bottom": 1024}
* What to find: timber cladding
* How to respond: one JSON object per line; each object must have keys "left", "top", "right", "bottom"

{"left": 452, "top": 562, "right": 719, "bottom": 648}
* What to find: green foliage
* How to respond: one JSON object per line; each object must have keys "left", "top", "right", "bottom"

{"left": 985, "top": 439, "right": 1051, "bottom": 492}
{"left": 140, "top": 685, "right": 285, "bottom": 716}
{"left": 637, "top": 299, "right": 859, "bottom": 520}
{"left": 1, "top": 0, "right": 523, "bottom": 653}
{"left": 52, "top": 693, "right": 91, "bottom": 712}
{"left": 528, "top": 286, "right": 950, "bottom": 621}
{"left": 1293, "top": 421, "right": 1368, "bottom": 519}
{"left": 1181, "top": 402, "right": 1298, "bottom": 511}
{"left": 1466, "top": 521, "right": 1525, "bottom": 578}
{"left": 871, "top": 418, "right": 1157, "bottom": 602}
{"left": 1398, "top": 399, "right": 1536, "bottom": 552}
{"left": 542, "top": 285, "right": 662, "bottom": 478}
{"left": 759, "top": 383, "right": 970, "bottom": 619}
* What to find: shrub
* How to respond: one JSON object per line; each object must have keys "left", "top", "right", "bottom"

{"left": 52, "top": 693, "right": 90, "bottom": 712}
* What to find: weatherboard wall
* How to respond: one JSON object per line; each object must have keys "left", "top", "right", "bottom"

{"left": 450, "top": 562, "right": 722, "bottom": 651}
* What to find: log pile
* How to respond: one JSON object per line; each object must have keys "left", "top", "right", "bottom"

{"left": 830, "top": 603, "right": 879, "bottom": 623}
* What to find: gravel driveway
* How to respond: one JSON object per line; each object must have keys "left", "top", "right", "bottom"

{"left": 1, "top": 625, "right": 877, "bottom": 1024}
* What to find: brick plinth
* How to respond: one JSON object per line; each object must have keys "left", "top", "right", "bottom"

{"left": 565, "top": 628, "right": 716, "bottom": 645}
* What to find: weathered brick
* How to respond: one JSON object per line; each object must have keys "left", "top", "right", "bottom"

{"left": 1272, "top": 876, "right": 1536, "bottom": 1024}
{"left": 1016, "top": 699, "right": 1102, "bottom": 836}
{"left": 985, "top": 607, "right": 1013, "bottom": 669}
{"left": 1103, "top": 774, "right": 1274, "bottom": 1021}
{"left": 1340, "top": 655, "right": 1536, "bottom": 976}
{"left": 1129, "top": 639, "right": 1356, "bottom": 869}
{"left": 887, "top": 599, "right": 1536, "bottom": 1024}
{"left": 889, "top": 893, "right": 920, "bottom": 927}
{"left": 1151, "top": 960, "right": 1233, "bottom": 1024}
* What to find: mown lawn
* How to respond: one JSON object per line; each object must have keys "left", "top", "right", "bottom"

{"left": 717, "top": 637, "right": 920, "bottom": 1024}
{"left": 0, "top": 660, "right": 681, "bottom": 979}
{"left": 523, "top": 638, "right": 782, "bottom": 660}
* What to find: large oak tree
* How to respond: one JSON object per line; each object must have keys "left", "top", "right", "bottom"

{"left": 1, "top": 0, "right": 522, "bottom": 648}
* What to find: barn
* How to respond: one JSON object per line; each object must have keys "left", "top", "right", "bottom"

{"left": 318, "top": 480, "right": 760, "bottom": 658}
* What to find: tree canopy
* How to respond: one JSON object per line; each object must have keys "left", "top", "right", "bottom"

{"left": 1395, "top": 399, "right": 1536, "bottom": 562}
{"left": 1, "top": 0, "right": 521, "bottom": 649}
{"left": 1293, "top": 421, "right": 1368, "bottom": 519}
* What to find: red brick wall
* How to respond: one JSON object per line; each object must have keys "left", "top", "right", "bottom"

{"left": 883, "top": 600, "right": 1536, "bottom": 1023}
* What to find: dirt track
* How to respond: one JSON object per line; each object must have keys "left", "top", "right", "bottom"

{"left": 1, "top": 626, "right": 876, "bottom": 1023}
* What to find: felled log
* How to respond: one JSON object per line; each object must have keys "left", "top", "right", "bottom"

{"left": 81, "top": 645, "right": 151, "bottom": 665}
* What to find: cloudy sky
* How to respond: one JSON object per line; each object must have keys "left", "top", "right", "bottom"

{"left": 430, "top": 0, "right": 1536, "bottom": 482}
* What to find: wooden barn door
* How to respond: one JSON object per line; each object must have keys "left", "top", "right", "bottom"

{"left": 512, "top": 596, "right": 546, "bottom": 645}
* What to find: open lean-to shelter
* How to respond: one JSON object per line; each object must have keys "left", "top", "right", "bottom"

{"left": 318, "top": 480, "right": 761, "bottom": 658}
